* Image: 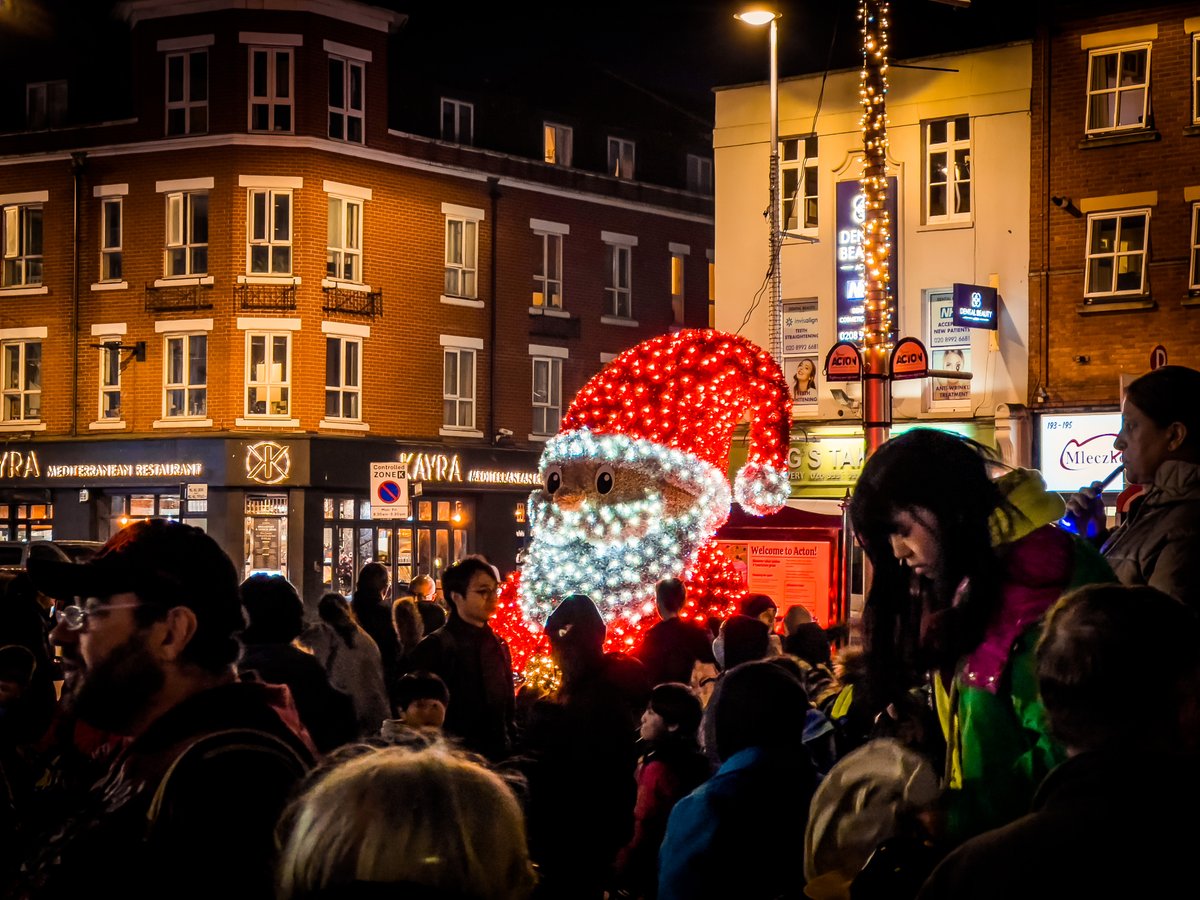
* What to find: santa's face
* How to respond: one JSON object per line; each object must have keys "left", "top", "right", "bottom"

{"left": 517, "top": 429, "right": 732, "bottom": 633}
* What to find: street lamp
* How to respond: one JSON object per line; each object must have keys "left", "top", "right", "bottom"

{"left": 735, "top": 7, "right": 782, "bottom": 365}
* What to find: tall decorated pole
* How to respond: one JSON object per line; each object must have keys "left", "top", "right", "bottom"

{"left": 859, "top": 0, "right": 892, "bottom": 459}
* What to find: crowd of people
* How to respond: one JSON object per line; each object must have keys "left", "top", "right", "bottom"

{"left": 0, "top": 364, "right": 1198, "bottom": 899}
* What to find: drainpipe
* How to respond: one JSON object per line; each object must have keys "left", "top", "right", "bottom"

{"left": 70, "top": 151, "right": 87, "bottom": 437}
{"left": 487, "top": 176, "right": 500, "bottom": 444}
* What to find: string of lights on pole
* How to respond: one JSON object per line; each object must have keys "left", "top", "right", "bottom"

{"left": 859, "top": 0, "right": 892, "bottom": 360}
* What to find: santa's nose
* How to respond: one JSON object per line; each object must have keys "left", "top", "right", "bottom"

{"left": 553, "top": 489, "right": 587, "bottom": 511}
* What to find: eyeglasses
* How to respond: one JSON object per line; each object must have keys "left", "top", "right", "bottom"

{"left": 55, "top": 602, "right": 143, "bottom": 632}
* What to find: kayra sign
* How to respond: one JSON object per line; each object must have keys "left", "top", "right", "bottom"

{"left": 823, "top": 341, "right": 863, "bottom": 383}
{"left": 890, "top": 337, "right": 929, "bottom": 381}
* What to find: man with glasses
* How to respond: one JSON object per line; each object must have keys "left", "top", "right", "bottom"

{"left": 18, "top": 518, "right": 314, "bottom": 900}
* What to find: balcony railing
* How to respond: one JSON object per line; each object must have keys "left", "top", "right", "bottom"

{"left": 322, "top": 285, "right": 383, "bottom": 318}
{"left": 145, "top": 282, "right": 214, "bottom": 313}
{"left": 235, "top": 282, "right": 297, "bottom": 311}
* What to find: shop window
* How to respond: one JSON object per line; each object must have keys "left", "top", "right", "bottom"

{"left": 244, "top": 493, "right": 288, "bottom": 580}
{"left": 322, "top": 493, "right": 415, "bottom": 596}
{"left": 0, "top": 499, "right": 53, "bottom": 542}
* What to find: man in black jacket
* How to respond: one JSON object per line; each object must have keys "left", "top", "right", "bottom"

{"left": 407, "top": 555, "right": 514, "bottom": 760}
{"left": 20, "top": 519, "right": 314, "bottom": 900}
{"left": 633, "top": 578, "right": 714, "bottom": 687}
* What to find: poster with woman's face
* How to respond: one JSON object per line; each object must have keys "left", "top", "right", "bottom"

{"left": 789, "top": 356, "right": 819, "bottom": 412}
{"left": 933, "top": 348, "right": 970, "bottom": 402}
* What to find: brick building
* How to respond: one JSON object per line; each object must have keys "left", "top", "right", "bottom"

{"left": 0, "top": 0, "right": 714, "bottom": 602}
{"left": 1027, "top": 0, "right": 1200, "bottom": 493}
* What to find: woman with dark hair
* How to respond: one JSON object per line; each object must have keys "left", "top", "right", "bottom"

{"left": 302, "top": 592, "right": 391, "bottom": 735}
{"left": 612, "top": 683, "right": 712, "bottom": 899}
{"left": 1066, "top": 364, "right": 1200, "bottom": 608}
{"left": 849, "top": 428, "right": 1114, "bottom": 846}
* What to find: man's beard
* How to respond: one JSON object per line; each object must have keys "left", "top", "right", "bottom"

{"left": 69, "top": 631, "right": 166, "bottom": 734}
{"left": 518, "top": 496, "right": 712, "bottom": 630}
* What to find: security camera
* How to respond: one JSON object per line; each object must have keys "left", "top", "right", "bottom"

{"left": 497, "top": 428, "right": 513, "bottom": 437}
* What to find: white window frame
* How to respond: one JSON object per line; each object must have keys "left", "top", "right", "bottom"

{"left": 687, "top": 154, "right": 713, "bottom": 194}
{"left": 165, "top": 191, "right": 208, "bottom": 277}
{"left": 1, "top": 339, "right": 41, "bottom": 423}
{"left": 1085, "top": 43, "right": 1151, "bottom": 135}
{"left": 608, "top": 137, "right": 635, "bottom": 179}
{"left": 165, "top": 49, "right": 208, "bottom": 136}
{"left": 98, "top": 338, "right": 122, "bottom": 422}
{"left": 247, "top": 188, "right": 292, "bottom": 276}
{"left": 534, "top": 230, "right": 563, "bottom": 309}
{"left": 1084, "top": 208, "right": 1150, "bottom": 298}
{"left": 26, "top": 80, "right": 66, "bottom": 130}
{"left": 441, "top": 98, "right": 474, "bottom": 144}
{"left": 101, "top": 197, "right": 122, "bottom": 282}
{"left": 924, "top": 117, "right": 972, "bottom": 224}
{"left": 328, "top": 55, "right": 365, "bottom": 144}
{"left": 781, "top": 135, "right": 818, "bottom": 233}
{"left": 440, "top": 336, "right": 480, "bottom": 434}
{"left": 444, "top": 213, "right": 479, "bottom": 300}
{"left": 325, "top": 195, "right": 363, "bottom": 283}
{"left": 1189, "top": 203, "right": 1200, "bottom": 290}
{"left": 531, "top": 356, "right": 562, "bottom": 437}
{"left": 1194, "top": 34, "right": 1200, "bottom": 126}
{"left": 2, "top": 203, "right": 43, "bottom": 288}
{"left": 543, "top": 122, "right": 573, "bottom": 166}
{"left": 604, "top": 237, "right": 634, "bottom": 320}
{"left": 248, "top": 47, "right": 293, "bottom": 133}
{"left": 244, "top": 330, "right": 293, "bottom": 419}
{"left": 162, "top": 332, "right": 208, "bottom": 420}
{"left": 325, "top": 334, "right": 362, "bottom": 423}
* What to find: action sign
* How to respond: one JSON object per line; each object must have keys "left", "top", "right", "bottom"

{"left": 370, "top": 462, "right": 410, "bottom": 519}
{"left": 890, "top": 336, "right": 929, "bottom": 381}
{"left": 952, "top": 282, "right": 999, "bottom": 330}
{"left": 824, "top": 340, "right": 862, "bottom": 383}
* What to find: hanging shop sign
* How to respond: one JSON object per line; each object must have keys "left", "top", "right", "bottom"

{"left": 1037, "top": 412, "right": 1124, "bottom": 493}
{"left": 824, "top": 341, "right": 863, "bottom": 383}
{"left": 952, "top": 282, "right": 999, "bottom": 330}
{"left": 890, "top": 336, "right": 929, "bottom": 381}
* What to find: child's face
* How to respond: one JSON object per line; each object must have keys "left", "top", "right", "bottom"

{"left": 640, "top": 706, "right": 668, "bottom": 743}
{"left": 403, "top": 698, "right": 446, "bottom": 729}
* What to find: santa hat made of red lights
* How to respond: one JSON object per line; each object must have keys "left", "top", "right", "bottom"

{"left": 549, "top": 329, "right": 791, "bottom": 516}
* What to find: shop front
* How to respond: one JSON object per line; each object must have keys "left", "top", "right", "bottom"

{"left": 0, "top": 437, "right": 541, "bottom": 606}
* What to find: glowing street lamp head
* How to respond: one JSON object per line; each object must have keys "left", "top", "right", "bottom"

{"left": 735, "top": 8, "right": 780, "bottom": 26}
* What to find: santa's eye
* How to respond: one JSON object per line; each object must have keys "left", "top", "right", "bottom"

{"left": 595, "top": 464, "right": 615, "bottom": 495}
{"left": 544, "top": 466, "right": 563, "bottom": 495}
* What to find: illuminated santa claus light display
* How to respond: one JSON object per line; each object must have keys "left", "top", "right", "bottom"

{"left": 493, "top": 328, "right": 791, "bottom": 671}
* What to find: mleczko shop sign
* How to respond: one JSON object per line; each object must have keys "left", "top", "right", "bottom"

{"left": 0, "top": 449, "right": 203, "bottom": 480}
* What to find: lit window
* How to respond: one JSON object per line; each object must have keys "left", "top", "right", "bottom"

{"left": 444, "top": 215, "right": 478, "bottom": 299}
{"left": 249, "top": 47, "right": 293, "bottom": 133}
{"left": 101, "top": 198, "right": 122, "bottom": 282}
{"left": 1, "top": 204, "right": 43, "bottom": 287}
{"left": 1, "top": 341, "right": 41, "bottom": 422}
{"left": 327, "top": 196, "right": 363, "bottom": 283}
{"left": 247, "top": 189, "right": 292, "bottom": 275}
{"left": 1085, "top": 209, "right": 1149, "bottom": 297}
{"left": 443, "top": 347, "right": 475, "bottom": 430}
{"left": 164, "top": 333, "right": 207, "bottom": 418}
{"left": 165, "top": 49, "right": 208, "bottom": 136}
{"left": 544, "top": 122, "right": 573, "bottom": 166}
{"left": 165, "top": 191, "right": 208, "bottom": 277}
{"left": 533, "top": 231, "right": 563, "bottom": 309}
{"left": 531, "top": 357, "right": 562, "bottom": 436}
{"left": 925, "top": 117, "right": 971, "bottom": 223}
{"left": 781, "top": 135, "right": 818, "bottom": 231}
{"left": 246, "top": 332, "right": 291, "bottom": 417}
{"left": 441, "top": 98, "right": 473, "bottom": 144}
{"left": 608, "top": 137, "right": 635, "bottom": 179}
{"left": 1086, "top": 44, "right": 1150, "bottom": 134}
{"left": 98, "top": 341, "right": 121, "bottom": 420}
{"left": 325, "top": 335, "right": 362, "bottom": 421}
{"left": 671, "top": 253, "right": 685, "bottom": 325}
{"left": 328, "top": 56, "right": 364, "bottom": 143}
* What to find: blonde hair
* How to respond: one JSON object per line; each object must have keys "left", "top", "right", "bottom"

{"left": 277, "top": 744, "right": 536, "bottom": 899}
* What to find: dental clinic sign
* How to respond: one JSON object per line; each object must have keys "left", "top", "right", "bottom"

{"left": 835, "top": 178, "right": 899, "bottom": 345}
{"left": 1037, "top": 412, "right": 1124, "bottom": 493}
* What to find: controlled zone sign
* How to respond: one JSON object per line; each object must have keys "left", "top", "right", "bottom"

{"left": 824, "top": 341, "right": 862, "bottom": 383}
{"left": 370, "top": 462, "right": 410, "bottom": 519}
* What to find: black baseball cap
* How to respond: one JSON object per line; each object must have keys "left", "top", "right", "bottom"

{"left": 28, "top": 518, "right": 244, "bottom": 634}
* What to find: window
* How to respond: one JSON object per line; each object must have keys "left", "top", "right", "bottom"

{"left": 443, "top": 347, "right": 475, "bottom": 430}
{"left": 1085, "top": 209, "right": 1149, "bottom": 297}
{"left": 165, "top": 191, "right": 208, "bottom": 277}
{"left": 708, "top": 253, "right": 716, "bottom": 328}
{"left": 444, "top": 215, "right": 478, "bottom": 298}
{"left": 165, "top": 50, "right": 208, "bottom": 136}
{"left": 99, "top": 342, "right": 121, "bottom": 420}
{"left": 605, "top": 242, "right": 632, "bottom": 319}
{"left": 2, "top": 341, "right": 40, "bottom": 422}
{"left": 249, "top": 48, "right": 293, "bottom": 132}
{"left": 2, "top": 204, "right": 43, "bottom": 287}
{"left": 925, "top": 117, "right": 971, "bottom": 223}
{"left": 926, "top": 290, "right": 970, "bottom": 410}
{"left": 328, "top": 56, "right": 364, "bottom": 143}
{"left": 531, "top": 357, "right": 562, "bottom": 436}
{"left": 441, "top": 98, "right": 473, "bottom": 144}
{"left": 327, "top": 196, "right": 362, "bottom": 283}
{"left": 1194, "top": 35, "right": 1200, "bottom": 125}
{"left": 781, "top": 135, "right": 818, "bottom": 231}
{"left": 608, "top": 137, "right": 635, "bottom": 179}
{"left": 1191, "top": 204, "right": 1200, "bottom": 290}
{"left": 247, "top": 189, "right": 292, "bottom": 275}
{"left": 26, "top": 81, "right": 66, "bottom": 130}
{"left": 671, "top": 252, "right": 685, "bottom": 325}
{"left": 687, "top": 154, "right": 713, "bottom": 194}
{"left": 101, "top": 198, "right": 122, "bottom": 281}
{"left": 543, "top": 122, "right": 572, "bottom": 166}
{"left": 246, "top": 332, "right": 291, "bottom": 417}
{"left": 533, "top": 231, "right": 563, "bottom": 308}
{"left": 164, "top": 333, "right": 207, "bottom": 418}
{"left": 1086, "top": 45, "right": 1150, "bottom": 134}
{"left": 325, "top": 335, "right": 361, "bottom": 421}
